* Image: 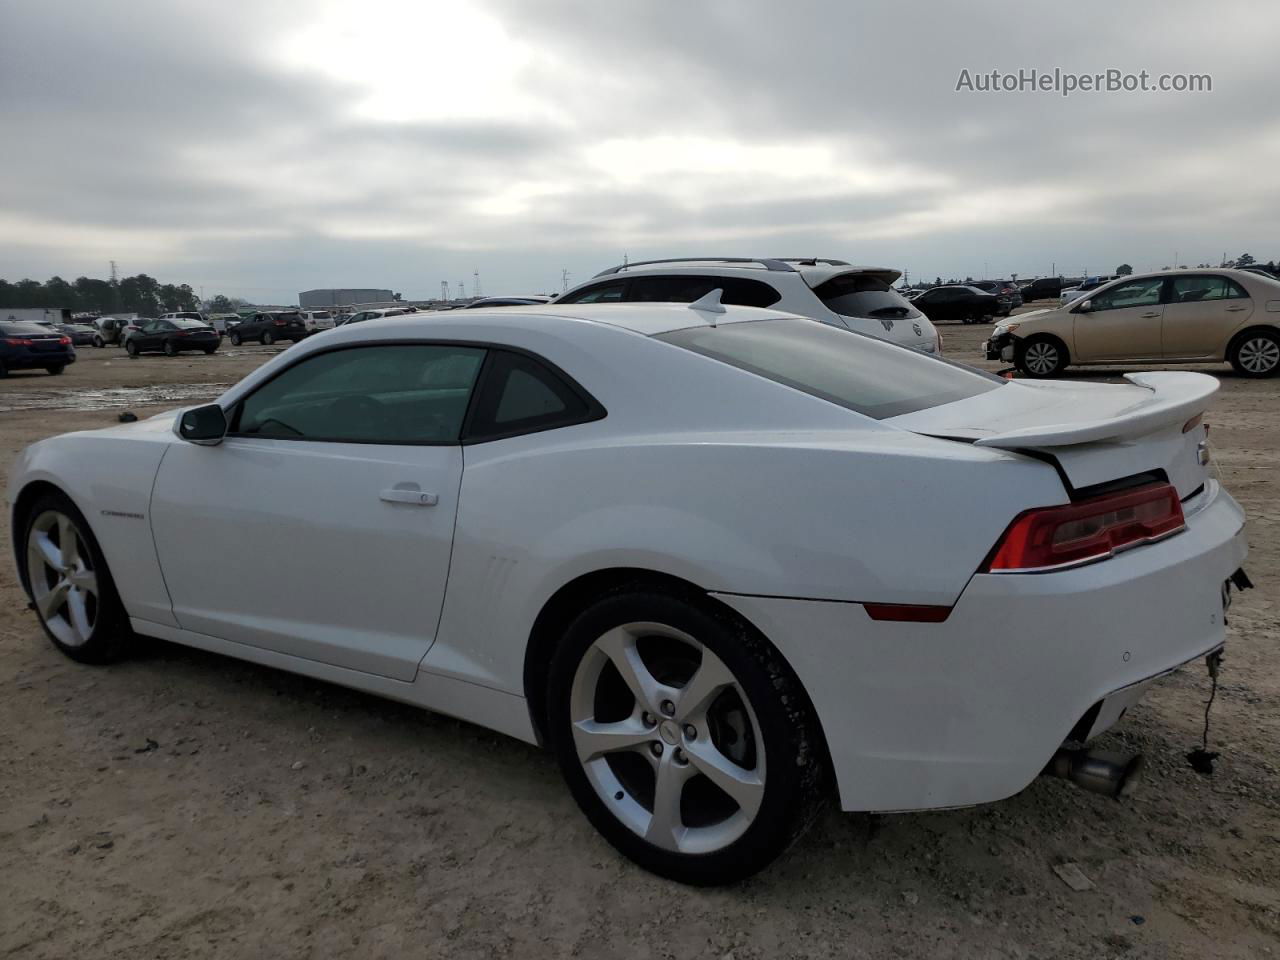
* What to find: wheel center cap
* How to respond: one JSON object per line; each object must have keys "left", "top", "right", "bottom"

{"left": 659, "top": 720, "right": 680, "bottom": 746}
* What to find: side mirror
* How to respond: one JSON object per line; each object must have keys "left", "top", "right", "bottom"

{"left": 1077, "top": 299, "right": 1092, "bottom": 313}
{"left": 175, "top": 404, "right": 227, "bottom": 446}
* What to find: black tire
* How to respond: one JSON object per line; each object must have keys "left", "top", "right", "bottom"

{"left": 1228, "top": 330, "right": 1280, "bottom": 378}
{"left": 163, "top": 340, "right": 178, "bottom": 357}
{"left": 0, "top": 359, "right": 7, "bottom": 378}
{"left": 1015, "top": 335, "right": 1069, "bottom": 378}
{"left": 20, "top": 491, "right": 133, "bottom": 664}
{"left": 229, "top": 331, "right": 242, "bottom": 346}
{"left": 548, "top": 586, "right": 826, "bottom": 885}
{"left": 93, "top": 335, "right": 105, "bottom": 348}
{"left": 125, "top": 339, "right": 139, "bottom": 357}
{"left": 261, "top": 331, "right": 275, "bottom": 346}
{"left": 203, "top": 346, "right": 217, "bottom": 355}
{"left": 46, "top": 364, "right": 66, "bottom": 376}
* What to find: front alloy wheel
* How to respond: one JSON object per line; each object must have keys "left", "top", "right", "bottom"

{"left": 1016, "top": 337, "right": 1067, "bottom": 377}
{"left": 549, "top": 590, "right": 825, "bottom": 885}
{"left": 27, "top": 510, "right": 99, "bottom": 648}
{"left": 23, "top": 496, "right": 130, "bottom": 663}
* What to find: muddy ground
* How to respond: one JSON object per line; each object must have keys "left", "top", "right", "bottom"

{"left": 1, "top": 319, "right": 1277, "bottom": 959}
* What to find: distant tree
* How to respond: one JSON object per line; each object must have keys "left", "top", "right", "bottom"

{"left": 44, "top": 276, "right": 76, "bottom": 307}
{"left": 1115, "top": 264, "right": 1133, "bottom": 276}
{"left": 118, "top": 274, "right": 162, "bottom": 316}
{"left": 1161, "top": 266, "right": 1171, "bottom": 271}
{"left": 393, "top": 292, "right": 403, "bottom": 301}
{"left": 934, "top": 276, "right": 942, "bottom": 287}
{"left": 1266, "top": 261, "right": 1277, "bottom": 273}
{"left": 1236, "top": 252, "right": 1256, "bottom": 268}
{"left": 74, "top": 276, "right": 115, "bottom": 312}
{"left": 158, "top": 282, "right": 198, "bottom": 311}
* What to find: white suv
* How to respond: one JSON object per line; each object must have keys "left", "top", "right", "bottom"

{"left": 299, "top": 310, "right": 337, "bottom": 333}
{"left": 553, "top": 258, "right": 940, "bottom": 353}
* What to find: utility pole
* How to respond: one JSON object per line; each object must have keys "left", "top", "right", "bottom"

{"left": 473, "top": 269, "right": 482, "bottom": 298}
{"left": 561, "top": 268, "right": 570, "bottom": 294}
{"left": 458, "top": 279, "right": 467, "bottom": 299}
{"left": 440, "top": 280, "right": 450, "bottom": 302}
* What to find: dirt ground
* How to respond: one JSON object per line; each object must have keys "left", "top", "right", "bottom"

{"left": 1, "top": 319, "right": 1277, "bottom": 959}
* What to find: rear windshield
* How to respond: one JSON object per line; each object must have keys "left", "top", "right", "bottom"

{"left": 656, "top": 317, "right": 1001, "bottom": 419}
{"left": 0, "top": 321, "right": 55, "bottom": 336}
{"left": 812, "top": 274, "right": 922, "bottom": 321}
{"left": 173, "top": 319, "right": 208, "bottom": 329}
{"left": 312, "top": 311, "right": 331, "bottom": 319}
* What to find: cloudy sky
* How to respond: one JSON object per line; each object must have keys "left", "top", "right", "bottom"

{"left": 2, "top": 0, "right": 1276, "bottom": 301}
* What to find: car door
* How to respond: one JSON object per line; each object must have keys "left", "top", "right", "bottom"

{"left": 912, "top": 289, "right": 945, "bottom": 320}
{"left": 1070, "top": 276, "right": 1166, "bottom": 362}
{"left": 136, "top": 320, "right": 165, "bottom": 350}
{"left": 1161, "top": 274, "right": 1253, "bottom": 359}
{"left": 149, "top": 342, "right": 487, "bottom": 680}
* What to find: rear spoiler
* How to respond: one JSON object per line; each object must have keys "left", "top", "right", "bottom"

{"left": 972, "top": 372, "right": 1218, "bottom": 449}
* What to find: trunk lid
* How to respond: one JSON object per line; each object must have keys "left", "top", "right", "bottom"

{"left": 885, "top": 371, "right": 1216, "bottom": 498}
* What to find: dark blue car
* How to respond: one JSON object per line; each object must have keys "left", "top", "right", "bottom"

{"left": 0, "top": 320, "right": 76, "bottom": 377}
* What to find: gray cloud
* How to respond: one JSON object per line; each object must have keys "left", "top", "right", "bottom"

{"left": 2, "top": 0, "right": 1277, "bottom": 299}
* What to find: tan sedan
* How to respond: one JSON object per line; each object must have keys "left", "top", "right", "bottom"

{"left": 983, "top": 269, "right": 1280, "bottom": 378}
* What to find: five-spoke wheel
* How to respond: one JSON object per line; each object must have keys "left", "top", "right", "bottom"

{"left": 22, "top": 494, "right": 129, "bottom": 663}
{"left": 549, "top": 588, "right": 824, "bottom": 884}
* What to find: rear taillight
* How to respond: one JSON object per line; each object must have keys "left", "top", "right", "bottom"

{"left": 273, "top": 317, "right": 286, "bottom": 325}
{"left": 59, "top": 336, "right": 72, "bottom": 345}
{"left": 982, "top": 483, "right": 1185, "bottom": 573}
{"left": 3, "top": 338, "right": 34, "bottom": 346}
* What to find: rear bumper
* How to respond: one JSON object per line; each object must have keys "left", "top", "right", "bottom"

{"left": 3, "top": 349, "right": 76, "bottom": 369}
{"left": 713, "top": 483, "right": 1248, "bottom": 812}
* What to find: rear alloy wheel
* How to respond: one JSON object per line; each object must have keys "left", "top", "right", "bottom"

{"left": 1230, "top": 331, "right": 1280, "bottom": 378}
{"left": 549, "top": 590, "right": 824, "bottom": 885}
{"left": 163, "top": 340, "right": 178, "bottom": 357}
{"left": 229, "top": 331, "right": 242, "bottom": 346}
{"left": 23, "top": 494, "right": 131, "bottom": 663}
{"left": 46, "top": 365, "right": 65, "bottom": 376}
{"left": 93, "top": 335, "right": 105, "bottom": 348}
{"left": 261, "top": 331, "right": 275, "bottom": 346}
{"left": 1016, "top": 336, "right": 1068, "bottom": 378}
{"left": 125, "top": 339, "right": 139, "bottom": 357}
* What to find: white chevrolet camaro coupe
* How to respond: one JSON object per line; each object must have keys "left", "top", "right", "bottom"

{"left": 9, "top": 301, "right": 1249, "bottom": 884}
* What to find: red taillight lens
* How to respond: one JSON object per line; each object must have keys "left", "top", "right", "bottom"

{"left": 273, "top": 317, "right": 286, "bottom": 325}
{"left": 982, "top": 483, "right": 1185, "bottom": 573}
{"left": 3, "top": 338, "right": 34, "bottom": 346}
{"left": 59, "top": 336, "right": 72, "bottom": 344}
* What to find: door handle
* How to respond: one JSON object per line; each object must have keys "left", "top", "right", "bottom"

{"left": 1140, "top": 311, "right": 1161, "bottom": 318}
{"left": 380, "top": 484, "right": 439, "bottom": 506}
{"left": 1225, "top": 305, "right": 1247, "bottom": 312}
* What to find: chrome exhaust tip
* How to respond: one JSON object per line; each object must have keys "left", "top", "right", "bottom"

{"left": 1041, "top": 748, "right": 1145, "bottom": 799}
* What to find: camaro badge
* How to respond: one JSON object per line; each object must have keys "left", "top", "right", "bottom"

{"left": 913, "top": 323, "right": 923, "bottom": 337}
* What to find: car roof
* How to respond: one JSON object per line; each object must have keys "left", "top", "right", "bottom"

{"left": 578, "top": 259, "right": 902, "bottom": 288}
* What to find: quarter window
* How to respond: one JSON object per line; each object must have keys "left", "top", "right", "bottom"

{"left": 464, "top": 350, "right": 602, "bottom": 442}
{"left": 626, "top": 275, "right": 782, "bottom": 308}
{"left": 1169, "top": 275, "right": 1249, "bottom": 303}
{"left": 231, "top": 344, "right": 485, "bottom": 444}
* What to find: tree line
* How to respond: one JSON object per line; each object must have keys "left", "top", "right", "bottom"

{"left": 0, "top": 274, "right": 201, "bottom": 317}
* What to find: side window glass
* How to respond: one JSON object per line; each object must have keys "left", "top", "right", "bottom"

{"left": 465, "top": 350, "right": 601, "bottom": 442}
{"left": 232, "top": 345, "right": 486, "bottom": 444}
{"left": 1226, "top": 279, "right": 1250, "bottom": 299}
{"left": 1091, "top": 278, "right": 1163, "bottom": 311}
{"left": 560, "top": 281, "right": 626, "bottom": 304}
{"left": 1171, "top": 276, "right": 1232, "bottom": 303}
